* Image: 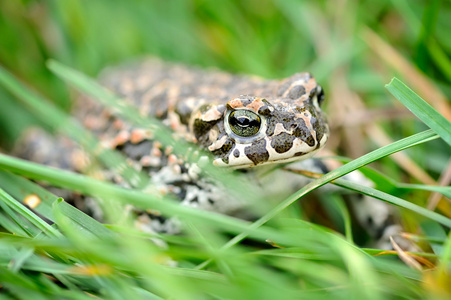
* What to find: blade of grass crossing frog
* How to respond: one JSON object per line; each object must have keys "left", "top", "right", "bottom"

{"left": 333, "top": 160, "right": 451, "bottom": 199}
{"left": 284, "top": 168, "right": 451, "bottom": 227}
{"left": 46, "top": 60, "right": 265, "bottom": 204}
{"left": 220, "top": 129, "right": 440, "bottom": 250}
{"left": 356, "top": 163, "right": 451, "bottom": 198}
{"left": 328, "top": 177, "right": 451, "bottom": 227}
{"left": 0, "top": 154, "right": 286, "bottom": 244}
{"left": 385, "top": 77, "right": 451, "bottom": 147}
{"left": 0, "top": 65, "right": 149, "bottom": 189}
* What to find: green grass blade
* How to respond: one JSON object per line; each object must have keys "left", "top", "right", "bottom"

{"left": 0, "top": 154, "right": 282, "bottom": 244}
{"left": 0, "top": 188, "right": 62, "bottom": 238}
{"left": 0, "top": 170, "right": 117, "bottom": 239}
{"left": 0, "top": 64, "right": 150, "bottom": 190}
{"left": 385, "top": 77, "right": 451, "bottom": 147}
{"left": 52, "top": 198, "right": 114, "bottom": 239}
{"left": 0, "top": 213, "right": 30, "bottom": 236}
{"left": 221, "top": 129, "right": 439, "bottom": 249}
{"left": 0, "top": 170, "right": 59, "bottom": 222}
{"left": 397, "top": 183, "right": 451, "bottom": 199}
{"left": 0, "top": 198, "right": 37, "bottom": 237}
{"left": 286, "top": 167, "right": 451, "bottom": 226}
{"left": 437, "top": 231, "right": 451, "bottom": 282}
{"left": 356, "top": 164, "right": 451, "bottom": 198}
{"left": 8, "top": 246, "right": 34, "bottom": 273}
{"left": 331, "top": 177, "right": 451, "bottom": 227}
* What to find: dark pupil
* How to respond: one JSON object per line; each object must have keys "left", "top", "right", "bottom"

{"left": 236, "top": 116, "right": 251, "bottom": 127}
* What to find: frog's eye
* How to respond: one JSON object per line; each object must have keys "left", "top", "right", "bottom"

{"left": 228, "top": 110, "right": 261, "bottom": 137}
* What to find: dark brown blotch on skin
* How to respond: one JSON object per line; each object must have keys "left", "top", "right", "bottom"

{"left": 276, "top": 73, "right": 312, "bottom": 97}
{"left": 266, "top": 114, "right": 296, "bottom": 136}
{"left": 271, "top": 132, "right": 295, "bottom": 153}
{"left": 287, "top": 85, "right": 306, "bottom": 99}
{"left": 291, "top": 118, "right": 316, "bottom": 147}
{"left": 244, "top": 139, "right": 269, "bottom": 165}
{"left": 193, "top": 119, "right": 217, "bottom": 142}
{"left": 316, "top": 130, "right": 324, "bottom": 146}
{"left": 212, "top": 137, "right": 235, "bottom": 164}
{"left": 221, "top": 138, "right": 233, "bottom": 153}
{"left": 258, "top": 105, "right": 271, "bottom": 116}
{"left": 304, "top": 135, "right": 315, "bottom": 147}
{"left": 257, "top": 99, "right": 273, "bottom": 116}
{"left": 305, "top": 102, "right": 327, "bottom": 147}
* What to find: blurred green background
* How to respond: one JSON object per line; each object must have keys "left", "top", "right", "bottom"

{"left": 0, "top": 0, "right": 450, "bottom": 177}
{"left": 1, "top": 2, "right": 451, "bottom": 297}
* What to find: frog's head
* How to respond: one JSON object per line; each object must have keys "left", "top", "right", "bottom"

{"left": 190, "top": 73, "right": 329, "bottom": 168}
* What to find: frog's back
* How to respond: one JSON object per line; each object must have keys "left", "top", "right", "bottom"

{"left": 76, "top": 58, "right": 276, "bottom": 127}
{"left": 76, "top": 58, "right": 328, "bottom": 168}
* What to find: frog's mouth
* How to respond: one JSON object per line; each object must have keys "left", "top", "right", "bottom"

{"left": 212, "top": 132, "right": 328, "bottom": 169}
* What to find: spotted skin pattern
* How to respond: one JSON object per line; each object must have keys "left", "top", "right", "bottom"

{"left": 77, "top": 59, "right": 328, "bottom": 170}
{"left": 15, "top": 59, "right": 402, "bottom": 247}
{"left": 54, "top": 58, "right": 322, "bottom": 232}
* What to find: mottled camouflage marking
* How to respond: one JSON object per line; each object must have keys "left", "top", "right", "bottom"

{"left": 244, "top": 139, "right": 269, "bottom": 165}
{"left": 211, "top": 136, "right": 234, "bottom": 164}
{"left": 72, "top": 59, "right": 328, "bottom": 215}
{"left": 185, "top": 73, "right": 326, "bottom": 167}
{"left": 270, "top": 132, "right": 296, "bottom": 153}
{"left": 15, "top": 59, "right": 403, "bottom": 247}
{"left": 78, "top": 59, "right": 327, "bottom": 170}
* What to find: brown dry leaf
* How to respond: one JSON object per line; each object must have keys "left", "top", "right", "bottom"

{"left": 390, "top": 236, "right": 422, "bottom": 271}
